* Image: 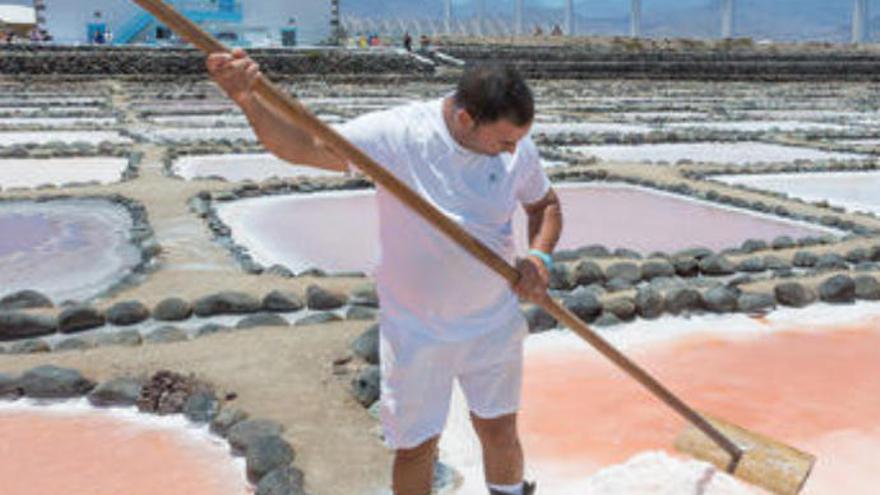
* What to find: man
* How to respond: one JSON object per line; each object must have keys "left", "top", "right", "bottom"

{"left": 207, "top": 50, "right": 562, "bottom": 495}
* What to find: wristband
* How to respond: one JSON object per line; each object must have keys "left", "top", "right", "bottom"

{"left": 528, "top": 249, "right": 554, "bottom": 270}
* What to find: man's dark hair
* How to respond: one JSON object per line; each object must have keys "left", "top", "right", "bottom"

{"left": 453, "top": 63, "right": 534, "bottom": 127}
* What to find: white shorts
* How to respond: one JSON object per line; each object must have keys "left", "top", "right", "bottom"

{"left": 379, "top": 318, "right": 528, "bottom": 450}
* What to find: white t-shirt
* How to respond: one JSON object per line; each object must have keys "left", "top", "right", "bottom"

{"left": 338, "top": 98, "right": 551, "bottom": 341}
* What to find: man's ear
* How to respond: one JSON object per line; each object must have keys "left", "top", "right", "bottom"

{"left": 456, "top": 108, "right": 477, "bottom": 130}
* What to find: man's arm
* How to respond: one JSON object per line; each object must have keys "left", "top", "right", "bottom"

{"left": 523, "top": 188, "right": 562, "bottom": 254}
{"left": 206, "top": 49, "right": 347, "bottom": 172}
{"left": 514, "top": 188, "right": 563, "bottom": 303}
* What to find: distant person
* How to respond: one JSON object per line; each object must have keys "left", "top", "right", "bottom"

{"left": 29, "top": 27, "right": 42, "bottom": 43}
{"left": 532, "top": 25, "right": 543, "bottom": 36}
{"left": 403, "top": 31, "right": 413, "bottom": 52}
{"left": 550, "top": 24, "right": 562, "bottom": 36}
{"left": 93, "top": 29, "right": 106, "bottom": 45}
{"left": 419, "top": 34, "right": 431, "bottom": 51}
{"left": 358, "top": 35, "right": 367, "bottom": 49}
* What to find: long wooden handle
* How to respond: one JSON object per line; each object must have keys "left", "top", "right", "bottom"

{"left": 132, "top": 0, "right": 743, "bottom": 467}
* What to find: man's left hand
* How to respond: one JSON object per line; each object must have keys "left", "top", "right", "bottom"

{"left": 514, "top": 256, "right": 550, "bottom": 304}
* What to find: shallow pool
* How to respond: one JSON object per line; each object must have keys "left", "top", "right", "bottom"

{"left": 570, "top": 142, "right": 866, "bottom": 165}
{"left": 215, "top": 183, "right": 832, "bottom": 274}
{"left": 0, "top": 199, "right": 142, "bottom": 302}
{"left": 0, "top": 399, "right": 250, "bottom": 495}
{"left": 173, "top": 153, "right": 341, "bottom": 182}
{"left": 0, "top": 157, "right": 129, "bottom": 189}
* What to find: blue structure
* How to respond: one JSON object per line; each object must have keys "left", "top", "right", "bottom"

{"left": 114, "top": 0, "right": 243, "bottom": 45}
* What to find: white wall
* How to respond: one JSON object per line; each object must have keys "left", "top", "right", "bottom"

{"left": 39, "top": 0, "right": 330, "bottom": 46}
{"left": 242, "top": 0, "right": 330, "bottom": 46}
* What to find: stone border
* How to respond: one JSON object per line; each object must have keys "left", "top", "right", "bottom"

{"left": 0, "top": 193, "right": 159, "bottom": 303}
{"left": 0, "top": 141, "right": 132, "bottom": 160}
{"left": 0, "top": 284, "right": 379, "bottom": 353}
{"left": 0, "top": 366, "right": 310, "bottom": 495}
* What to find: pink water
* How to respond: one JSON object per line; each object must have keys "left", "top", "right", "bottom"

{"left": 0, "top": 200, "right": 141, "bottom": 302}
{"left": 520, "top": 323, "right": 880, "bottom": 494}
{"left": 0, "top": 407, "right": 250, "bottom": 495}
{"left": 218, "top": 184, "right": 832, "bottom": 273}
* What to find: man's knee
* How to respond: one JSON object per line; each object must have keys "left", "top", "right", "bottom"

{"left": 471, "top": 413, "right": 520, "bottom": 448}
{"left": 396, "top": 436, "right": 439, "bottom": 463}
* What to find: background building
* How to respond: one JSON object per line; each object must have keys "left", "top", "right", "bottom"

{"left": 1, "top": 0, "right": 331, "bottom": 46}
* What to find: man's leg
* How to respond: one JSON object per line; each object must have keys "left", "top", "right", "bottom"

{"left": 471, "top": 412, "right": 524, "bottom": 489}
{"left": 393, "top": 436, "right": 440, "bottom": 495}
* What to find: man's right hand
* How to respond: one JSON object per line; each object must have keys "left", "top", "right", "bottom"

{"left": 206, "top": 48, "right": 261, "bottom": 106}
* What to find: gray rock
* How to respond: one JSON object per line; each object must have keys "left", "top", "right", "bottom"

{"left": 672, "top": 255, "right": 699, "bottom": 277}
{"left": 665, "top": 288, "right": 703, "bottom": 314}
{"left": 0, "top": 373, "right": 20, "bottom": 399}
{"left": 19, "top": 365, "right": 95, "bottom": 399}
{"left": 735, "top": 256, "right": 766, "bottom": 273}
{"left": 106, "top": 300, "right": 150, "bottom": 326}
{"left": 349, "top": 283, "right": 379, "bottom": 308}
{"left": 605, "top": 277, "right": 634, "bottom": 292}
{"left": 9, "top": 339, "right": 51, "bottom": 354}
{"left": 640, "top": 260, "right": 675, "bottom": 281}
{"left": 237, "top": 313, "right": 289, "bottom": 329}
{"left": 561, "top": 290, "right": 602, "bottom": 322}
{"left": 352, "top": 364, "right": 381, "bottom": 407}
{"left": 153, "top": 297, "right": 193, "bottom": 321}
{"left": 54, "top": 336, "right": 96, "bottom": 352}
{"left": 88, "top": 377, "right": 145, "bottom": 407}
{"left": 145, "top": 326, "right": 189, "bottom": 344}
{"left": 845, "top": 248, "right": 870, "bottom": 263}
{"left": 58, "top": 305, "right": 105, "bottom": 333}
{"left": 193, "top": 291, "right": 261, "bottom": 317}
{"left": 699, "top": 255, "right": 735, "bottom": 276}
{"left": 869, "top": 245, "right": 880, "bottom": 262}
{"left": 771, "top": 236, "right": 796, "bottom": 250}
{"left": 792, "top": 251, "right": 819, "bottom": 268}
{"left": 578, "top": 245, "right": 611, "bottom": 258}
{"left": 676, "top": 247, "right": 713, "bottom": 260}
{"left": 737, "top": 293, "right": 776, "bottom": 313}
{"left": 818, "top": 274, "right": 856, "bottom": 304}
{"left": 306, "top": 285, "right": 348, "bottom": 310}
{"left": 247, "top": 435, "right": 296, "bottom": 483}
{"left": 524, "top": 305, "right": 557, "bottom": 333}
{"left": 815, "top": 253, "right": 848, "bottom": 271}
{"left": 256, "top": 466, "right": 307, "bottom": 495}
{"left": 572, "top": 260, "right": 604, "bottom": 286}
{"left": 635, "top": 287, "right": 665, "bottom": 319}
{"left": 352, "top": 324, "right": 379, "bottom": 365}
{"left": 763, "top": 255, "right": 790, "bottom": 271}
{"left": 211, "top": 407, "right": 250, "bottom": 437}
{"left": 603, "top": 297, "right": 636, "bottom": 321}
{"left": 613, "top": 248, "right": 642, "bottom": 260}
{"left": 265, "top": 264, "right": 296, "bottom": 278}
{"left": 346, "top": 306, "right": 377, "bottom": 321}
{"left": 855, "top": 275, "right": 880, "bottom": 300}
{"left": 0, "top": 290, "right": 53, "bottom": 310}
{"left": 703, "top": 286, "right": 739, "bottom": 313}
{"left": 228, "top": 419, "right": 286, "bottom": 455}
{"left": 184, "top": 390, "right": 220, "bottom": 423}
{"left": 593, "top": 312, "right": 623, "bottom": 327}
{"left": 294, "top": 312, "right": 342, "bottom": 327}
{"left": 605, "top": 262, "right": 641, "bottom": 284}
{"left": 740, "top": 239, "right": 768, "bottom": 253}
{"left": 774, "top": 282, "right": 816, "bottom": 308}
{"left": 0, "top": 312, "right": 57, "bottom": 340}
{"left": 548, "top": 264, "right": 574, "bottom": 291}
{"left": 196, "top": 323, "right": 231, "bottom": 337}
{"left": 96, "top": 329, "right": 143, "bottom": 347}
{"left": 262, "top": 291, "right": 305, "bottom": 312}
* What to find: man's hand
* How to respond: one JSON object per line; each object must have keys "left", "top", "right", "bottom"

{"left": 206, "top": 48, "right": 261, "bottom": 106}
{"left": 513, "top": 256, "right": 550, "bottom": 304}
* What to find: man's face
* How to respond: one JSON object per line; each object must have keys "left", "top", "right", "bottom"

{"left": 458, "top": 112, "right": 532, "bottom": 156}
